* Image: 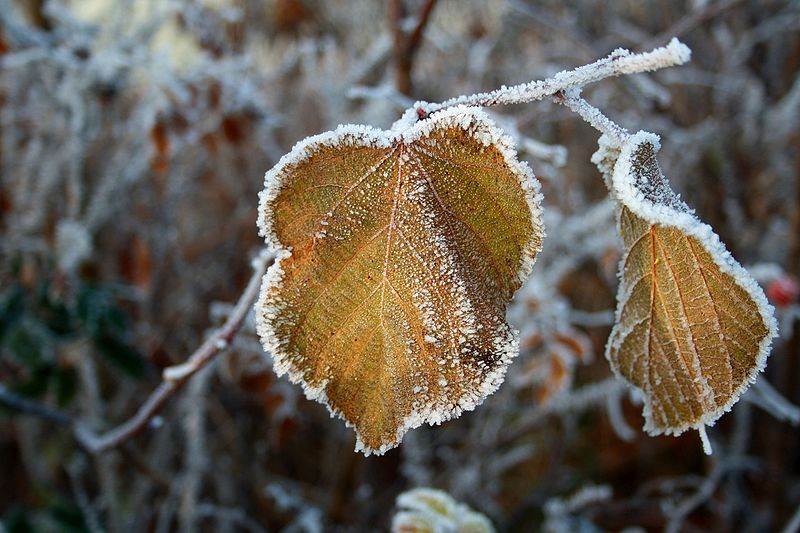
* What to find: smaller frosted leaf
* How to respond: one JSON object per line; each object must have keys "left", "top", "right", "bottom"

{"left": 256, "top": 106, "right": 543, "bottom": 455}
{"left": 602, "top": 132, "right": 777, "bottom": 438}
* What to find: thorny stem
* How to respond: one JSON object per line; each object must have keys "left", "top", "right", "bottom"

{"left": 0, "top": 249, "right": 272, "bottom": 454}
{"left": 424, "top": 38, "right": 691, "bottom": 114}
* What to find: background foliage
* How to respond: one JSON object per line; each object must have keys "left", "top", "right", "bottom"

{"left": 1, "top": 0, "right": 799, "bottom": 531}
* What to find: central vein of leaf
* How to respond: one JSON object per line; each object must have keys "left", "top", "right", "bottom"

{"left": 380, "top": 146, "right": 405, "bottom": 332}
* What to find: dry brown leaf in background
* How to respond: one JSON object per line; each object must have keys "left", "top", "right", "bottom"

{"left": 598, "top": 133, "right": 777, "bottom": 444}
{"left": 255, "top": 106, "right": 543, "bottom": 454}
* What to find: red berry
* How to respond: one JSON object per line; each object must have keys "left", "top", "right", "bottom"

{"left": 767, "top": 276, "right": 800, "bottom": 307}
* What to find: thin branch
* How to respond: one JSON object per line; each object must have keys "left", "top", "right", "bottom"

{"left": 0, "top": 385, "right": 75, "bottom": 426}
{"left": 405, "top": 0, "right": 437, "bottom": 58}
{"left": 389, "top": 0, "right": 439, "bottom": 96}
{"left": 425, "top": 38, "right": 691, "bottom": 113}
{"left": 665, "top": 459, "right": 757, "bottom": 533}
{"left": 0, "top": 249, "right": 272, "bottom": 455}
{"left": 782, "top": 503, "right": 800, "bottom": 533}
{"left": 554, "top": 88, "right": 630, "bottom": 145}
{"left": 493, "top": 378, "right": 627, "bottom": 449}
{"left": 746, "top": 378, "right": 800, "bottom": 425}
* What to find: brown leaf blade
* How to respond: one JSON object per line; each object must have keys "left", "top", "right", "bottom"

{"left": 256, "top": 107, "right": 543, "bottom": 454}
{"left": 603, "top": 132, "right": 777, "bottom": 438}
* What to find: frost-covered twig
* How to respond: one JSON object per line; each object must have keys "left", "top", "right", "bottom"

{"left": 67, "top": 458, "right": 104, "bottom": 533}
{"left": 194, "top": 504, "right": 268, "bottom": 533}
{"left": 73, "top": 250, "right": 271, "bottom": 453}
{"left": 554, "top": 89, "right": 629, "bottom": 145}
{"left": 665, "top": 458, "right": 759, "bottom": 533}
{"left": 0, "top": 250, "right": 271, "bottom": 454}
{"left": 746, "top": 379, "right": 800, "bottom": 425}
{"left": 544, "top": 484, "right": 613, "bottom": 533}
{"left": 781, "top": 503, "right": 800, "bottom": 533}
{"left": 425, "top": 38, "right": 691, "bottom": 113}
{"left": 496, "top": 378, "right": 627, "bottom": 448}
{"left": 162, "top": 250, "right": 272, "bottom": 383}
{"left": 178, "top": 362, "right": 215, "bottom": 533}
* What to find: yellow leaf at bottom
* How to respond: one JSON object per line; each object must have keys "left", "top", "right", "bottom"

{"left": 256, "top": 106, "right": 543, "bottom": 454}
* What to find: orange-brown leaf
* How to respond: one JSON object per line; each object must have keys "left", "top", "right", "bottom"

{"left": 602, "top": 132, "right": 777, "bottom": 439}
{"left": 256, "top": 107, "right": 543, "bottom": 454}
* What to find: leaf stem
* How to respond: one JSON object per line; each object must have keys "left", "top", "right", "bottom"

{"left": 554, "top": 88, "right": 629, "bottom": 145}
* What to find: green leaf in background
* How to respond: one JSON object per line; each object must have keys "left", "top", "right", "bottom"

{"left": 2, "top": 319, "right": 50, "bottom": 367}
{"left": 53, "top": 366, "right": 79, "bottom": 407}
{"left": 2, "top": 497, "right": 89, "bottom": 533}
{"left": 76, "top": 284, "right": 147, "bottom": 379}
{"left": 0, "top": 285, "right": 25, "bottom": 338}
{"left": 92, "top": 333, "right": 146, "bottom": 379}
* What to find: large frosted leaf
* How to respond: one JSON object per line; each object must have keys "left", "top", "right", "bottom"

{"left": 256, "top": 106, "right": 543, "bottom": 454}
{"left": 601, "top": 132, "right": 777, "bottom": 439}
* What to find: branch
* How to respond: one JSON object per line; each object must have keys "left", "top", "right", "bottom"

{"left": 0, "top": 249, "right": 272, "bottom": 455}
{"left": 554, "top": 88, "right": 630, "bottom": 145}
{"left": 425, "top": 38, "right": 691, "bottom": 113}
{"left": 493, "top": 377, "right": 627, "bottom": 449}
{"left": 0, "top": 384, "right": 75, "bottom": 426}
{"left": 389, "top": 0, "right": 439, "bottom": 96}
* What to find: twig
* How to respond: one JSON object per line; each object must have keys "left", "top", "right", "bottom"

{"left": 665, "top": 458, "right": 758, "bottom": 533}
{"left": 746, "top": 378, "right": 800, "bottom": 425}
{"left": 0, "top": 250, "right": 272, "bottom": 455}
{"left": 425, "top": 38, "right": 691, "bottom": 113}
{"left": 178, "top": 362, "right": 214, "bottom": 533}
{"left": 554, "top": 88, "right": 630, "bottom": 145}
{"left": 782, "top": 504, "right": 800, "bottom": 533}
{"left": 67, "top": 457, "right": 105, "bottom": 533}
{"left": 494, "top": 377, "right": 627, "bottom": 449}
{"left": 77, "top": 249, "right": 271, "bottom": 453}
{"left": 195, "top": 503, "right": 268, "bottom": 533}
{"left": 388, "top": 0, "right": 438, "bottom": 95}
{"left": 0, "top": 385, "right": 74, "bottom": 426}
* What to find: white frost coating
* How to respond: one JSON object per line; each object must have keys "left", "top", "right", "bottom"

{"left": 697, "top": 426, "right": 712, "bottom": 456}
{"left": 427, "top": 38, "right": 691, "bottom": 112}
{"left": 602, "top": 131, "right": 779, "bottom": 439}
{"left": 255, "top": 105, "right": 543, "bottom": 455}
{"left": 214, "top": 338, "right": 228, "bottom": 350}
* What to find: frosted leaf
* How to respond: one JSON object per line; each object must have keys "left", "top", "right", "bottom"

{"left": 256, "top": 106, "right": 543, "bottom": 455}
{"left": 599, "top": 132, "right": 778, "bottom": 442}
{"left": 391, "top": 487, "right": 494, "bottom": 533}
